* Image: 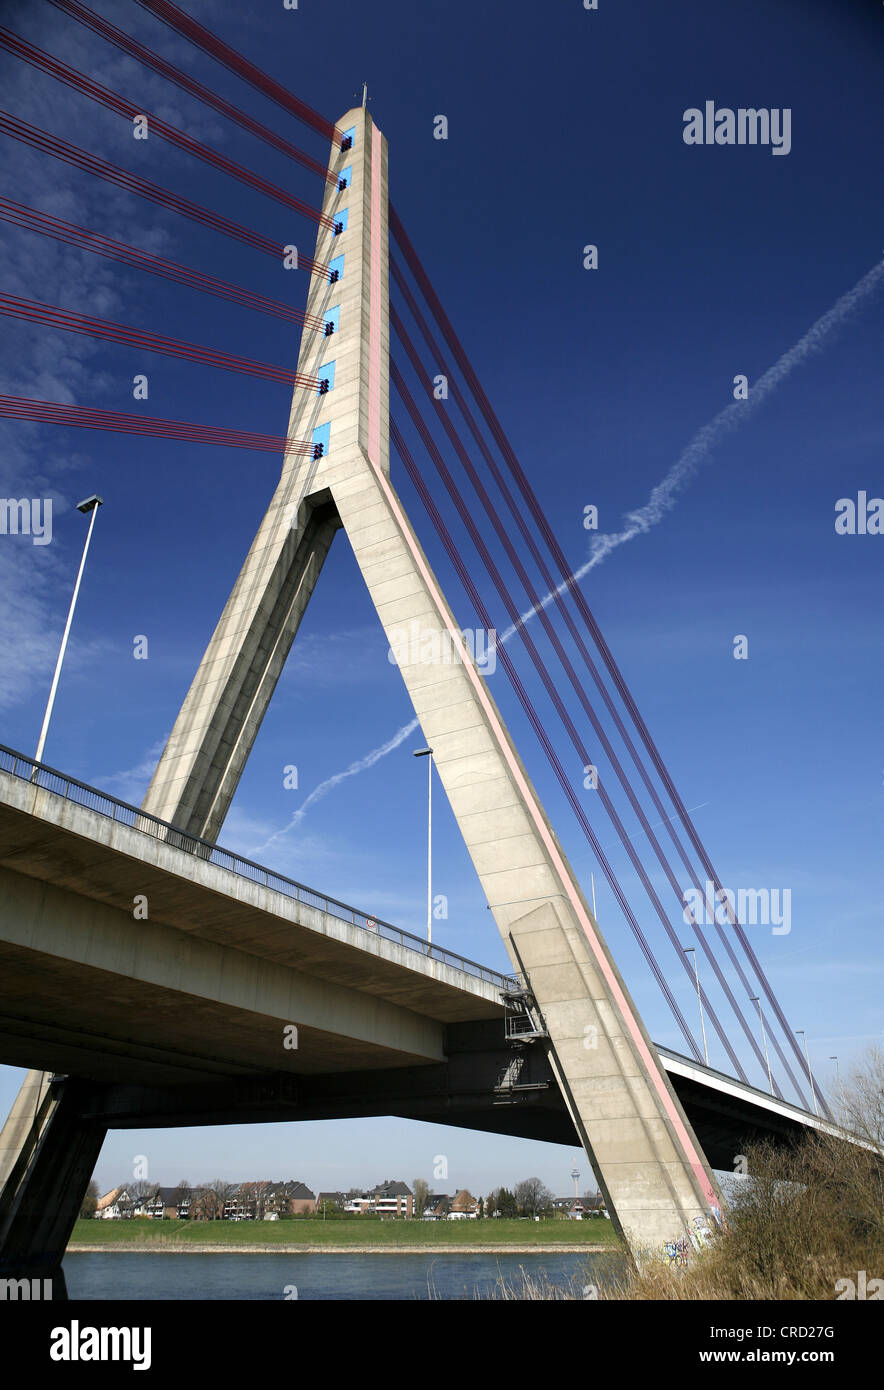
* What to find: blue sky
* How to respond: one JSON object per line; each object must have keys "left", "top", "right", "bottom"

{"left": 0, "top": 0, "right": 882, "bottom": 1199}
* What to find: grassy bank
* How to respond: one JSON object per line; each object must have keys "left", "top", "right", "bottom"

{"left": 68, "top": 1216, "right": 620, "bottom": 1251}
{"left": 485, "top": 1126, "right": 884, "bottom": 1299}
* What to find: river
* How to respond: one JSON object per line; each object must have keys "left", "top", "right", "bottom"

{"left": 64, "top": 1250, "right": 623, "bottom": 1300}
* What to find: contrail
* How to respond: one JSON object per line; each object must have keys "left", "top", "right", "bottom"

{"left": 256, "top": 716, "right": 420, "bottom": 851}
{"left": 277, "top": 257, "right": 884, "bottom": 832}
{"left": 501, "top": 256, "right": 884, "bottom": 641}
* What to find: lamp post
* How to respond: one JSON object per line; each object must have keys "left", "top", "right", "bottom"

{"left": 830, "top": 1055, "right": 845, "bottom": 1106}
{"left": 683, "top": 945, "right": 709, "bottom": 1066}
{"left": 34, "top": 494, "right": 103, "bottom": 767}
{"left": 750, "top": 996, "right": 774, "bottom": 1095}
{"left": 413, "top": 747, "right": 433, "bottom": 947}
{"left": 796, "top": 1030, "right": 819, "bottom": 1117}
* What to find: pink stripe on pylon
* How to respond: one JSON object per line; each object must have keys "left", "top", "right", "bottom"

{"left": 367, "top": 121, "right": 382, "bottom": 468}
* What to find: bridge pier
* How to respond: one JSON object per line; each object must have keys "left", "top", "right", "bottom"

{"left": 0, "top": 1074, "right": 105, "bottom": 1298}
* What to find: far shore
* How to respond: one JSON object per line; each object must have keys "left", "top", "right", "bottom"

{"left": 67, "top": 1242, "right": 614, "bottom": 1256}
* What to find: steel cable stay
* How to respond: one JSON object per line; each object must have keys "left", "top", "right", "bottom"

{"left": 133, "top": 0, "right": 343, "bottom": 145}
{"left": 0, "top": 29, "right": 338, "bottom": 232}
{"left": 0, "top": 113, "right": 333, "bottom": 281}
{"left": 390, "top": 210, "right": 828, "bottom": 1115}
{"left": 390, "top": 362, "right": 771, "bottom": 1087}
{"left": 44, "top": 0, "right": 339, "bottom": 186}
{"left": 0, "top": 292, "right": 326, "bottom": 390}
{"left": 0, "top": 396, "right": 318, "bottom": 455}
{"left": 391, "top": 303, "right": 809, "bottom": 1107}
{"left": 390, "top": 417, "right": 705, "bottom": 1066}
{"left": 0, "top": 198, "right": 327, "bottom": 331}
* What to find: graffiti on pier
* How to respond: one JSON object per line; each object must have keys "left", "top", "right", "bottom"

{"left": 663, "top": 1237, "right": 689, "bottom": 1267}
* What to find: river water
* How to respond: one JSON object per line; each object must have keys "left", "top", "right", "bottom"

{"left": 64, "top": 1251, "right": 622, "bottom": 1301}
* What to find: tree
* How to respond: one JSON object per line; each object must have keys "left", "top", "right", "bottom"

{"left": 477, "top": 1195, "right": 484, "bottom": 1218}
{"left": 128, "top": 1181, "right": 158, "bottom": 1214}
{"left": 514, "top": 1177, "right": 553, "bottom": 1218}
{"left": 840, "top": 1044, "right": 884, "bottom": 1147}
{"left": 488, "top": 1186, "right": 518, "bottom": 1218}
{"left": 208, "top": 1180, "right": 235, "bottom": 1219}
{"left": 80, "top": 1179, "right": 99, "bottom": 1219}
{"left": 412, "top": 1178, "right": 430, "bottom": 1217}
{"left": 191, "top": 1184, "right": 219, "bottom": 1221}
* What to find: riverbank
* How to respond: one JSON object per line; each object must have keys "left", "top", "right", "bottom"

{"left": 68, "top": 1217, "right": 620, "bottom": 1253}
{"left": 68, "top": 1242, "right": 614, "bottom": 1254}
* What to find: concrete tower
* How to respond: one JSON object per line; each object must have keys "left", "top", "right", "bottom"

{"left": 140, "top": 108, "right": 725, "bottom": 1259}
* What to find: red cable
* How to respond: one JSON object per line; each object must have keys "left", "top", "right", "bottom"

{"left": 0, "top": 29, "right": 336, "bottom": 231}
{"left": 0, "top": 197, "right": 327, "bottom": 332}
{"left": 0, "top": 293, "right": 322, "bottom": 389}
{"left": 0, "top": 396, "right": 315, "bottom": 454}
{"left": 392, "top": 296, "right": 806, "bottom": 1101}
{"left": 390, "top": 419, "right": 704, "bottom": 1063}
{"left": 0, "top": 113, "right": 332, "bottom": 280}
{"left": 391, "top": 206, "right": 824, "bottom": 1112}
{"left": 45, "top": 0, "right": 337, "bottom": 186}
{"left": 133, "top": 0, "right": 342, "bottom": 144}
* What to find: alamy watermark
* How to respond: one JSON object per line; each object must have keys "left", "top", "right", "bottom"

{"left": 388, "top": 622, "right": 497, "bottom": 674}
{"left": 682, "top": 880, "right": 791, "bottom": 935}
{"left": 1, "top": 1276, "right": 53, "bottom": 1300}
{"left": 683, "top": 102, "right": 791, "bottom": 156}
{"left": 0, "top": 498, "right": 52, "bottom": 545}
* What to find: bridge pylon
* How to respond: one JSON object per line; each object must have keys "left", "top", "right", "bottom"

{"left": 136, "top": 107, "right": 725, "bottom": 1261}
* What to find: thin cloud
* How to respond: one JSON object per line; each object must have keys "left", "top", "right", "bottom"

{"left": 502, "top": 256, "right": 884, "bottom": 641}
{"left": 255, "top": 716, "right": 420, "bottom": 853}
{"left": 95, "top": 738, "right": 168, "bottom": 803}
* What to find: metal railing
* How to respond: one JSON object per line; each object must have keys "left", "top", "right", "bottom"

{"left": 0, "top": 743, "right": 518, "bottom": 991}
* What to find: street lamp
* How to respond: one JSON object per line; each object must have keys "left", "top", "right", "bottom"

{"left": 34, "top": 494, "right": 103, "bottom": 767}
{"left": 796, "top": 1030, "right": 819, "bottom": 1117}
{"left": 750, "top": 996, "right": 774, "bottom": 1096}
{"left": 413, "top": 747, "right": 433, "bottom": 948}
{"left": 830, "top": 1056, "right": 845, "bottom": 1106}
{"left": 683, "top": 946, "right": 709, "bottom": 1066}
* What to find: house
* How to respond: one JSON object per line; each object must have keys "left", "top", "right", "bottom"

{"left": 138, "top": 1188, "right": 182, "bottom": 1220}
{"left": 95, "top": 1187, "right": 134, "bottom": 1219}
{"left": 221, "top": 1180, "right": 317, "bottom": 1220}
{"left": 315, "top": 1191, "right": 346, "bottom": 1213}
{"left": 552, "top": 1192, "right": 604, "bottom": 1220}
{"left": 422, "top": 1195, "right": 450, "bottom": 1220}
{"left": 342, "top": 1181, "right": 414, "bottom": 1218}
{"left": 224, "top": 1181, "right": 266, "bottom": 1221}
{"left": 448, "top": 1190, "right": 479, "bottom": 1219}
{"left": 370, "top": 1181, "right": 413, "bottom": 1218}
{"left": 263, "top": 1180, "right": 315, "bottom": 1216}
{"left": 343, "top": 1194, "right": 371, "bottom": 1214}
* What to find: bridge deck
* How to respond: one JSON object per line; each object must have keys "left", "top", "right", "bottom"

{"left": 0, "top": 753, "right": 511, "bottom": 1086}
{"left": 0, "top": 751, "right": 844, "bottom": 1165}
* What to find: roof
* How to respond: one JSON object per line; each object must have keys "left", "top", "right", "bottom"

{"left": 283, "top": 1182, "right": 315, "bottom": 1200}
{"left": 371, "top": 1180, "right": 412, "bottom": 1197}
{"left": 96, "top": 1187, "right": 126, "bottom": 1210}
{"left": 450, "top": 1189, "right": 478, "bottom": 1210}
{"left": 144, "top": 1187, "right": 182, "bottom": 1205}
